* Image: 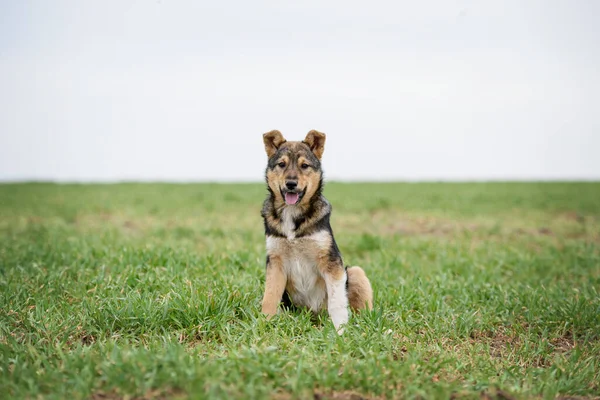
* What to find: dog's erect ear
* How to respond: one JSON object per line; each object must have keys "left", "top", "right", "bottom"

{"left": 303, "top": 130, "right": 326, "bottom": 160}
{"left": 263, "top": 130, "right": 286, "bottom": 158}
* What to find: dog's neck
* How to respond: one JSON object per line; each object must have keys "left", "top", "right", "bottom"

{"left": 262, "top": 181, "right": 329, "bottom": 240}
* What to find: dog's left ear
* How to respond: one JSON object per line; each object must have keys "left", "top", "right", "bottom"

{"left": 303, "top": 130, "right": 326, "bottom": 160}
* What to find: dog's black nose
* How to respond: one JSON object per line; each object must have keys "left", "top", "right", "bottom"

{"left": 285, "top": 180, "right": 298, "bottom": 190}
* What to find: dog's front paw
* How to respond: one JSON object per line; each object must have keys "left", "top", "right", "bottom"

{"left": 261, "top": 304, "right": 279, "bottom": 319}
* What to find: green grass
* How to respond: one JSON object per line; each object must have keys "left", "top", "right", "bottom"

{"left": 1, "top": 182, "right": 599, "bottom": 399}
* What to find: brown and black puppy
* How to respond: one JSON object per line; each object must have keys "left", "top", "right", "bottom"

{"left": 260, "top": 130, "right": 373, "bottom": 333}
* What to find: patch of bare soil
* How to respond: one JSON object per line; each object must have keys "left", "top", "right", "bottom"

{"left": 64, "top": 325, "right": 97, "bottom": 348}
{"left": 470, "top": 327, "right": 577, "bottom": 368}
{"left": 478, "top": 389, "right": 516, "bottom": 400}
{"left": 90, "top": 388, "right": 185, "bottom": 400}
{"left": 561, "top": 212, "right": 586, "bottom": 224}
{"left": 380, "top": 215, "right": 469, "bottom": 237}
{"left": 550, "top": 333, "right": 576, "bottom": 354}
{"left": 556, "top": 397, "right": 600, "bottom": 400}
{"left": 469, "top": 328, "right": 520, "bottom": 359}
{"left": 313, "top": 391, "right": 384, "bottom": 400}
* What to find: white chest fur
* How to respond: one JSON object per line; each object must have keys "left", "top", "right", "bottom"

{"left": 284, "top": 252, "right": 326, "bottom": 312}
{"left": 280, "top": 206, "right": 300, "bottom": 240}
{"left": 266, "top": 231, "right": 331, "bottom": 312}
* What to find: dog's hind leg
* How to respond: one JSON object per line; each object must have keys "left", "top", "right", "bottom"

{"left": 346, "top": 266, "right": 373, "bottom": 311}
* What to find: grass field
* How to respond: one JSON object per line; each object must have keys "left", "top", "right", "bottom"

{"left": 1, "top": 182, "right": 599, "bottom": 399}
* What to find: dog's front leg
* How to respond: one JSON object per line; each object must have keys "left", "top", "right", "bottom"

{"left": 322, "top": 265, "right": 349, "bottom": 334}
{"left": 261, "top": 255, "right": 286, "bottom": 318}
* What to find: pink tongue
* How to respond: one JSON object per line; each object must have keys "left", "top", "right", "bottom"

{"left": 285, "top": 192, "right": 299, "bottom": 205}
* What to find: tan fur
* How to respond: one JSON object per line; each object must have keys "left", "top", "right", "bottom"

{"left": 263, "top": 130, "right": 287, "bottom": 158}
{"left": 261, "top": 254, "right": 286, "bottom": 317}
{"left": 346, "top": 266, "right": 373, "bottom": 311}
{"left": 303, "top": 130, "right": 326, "bottom": 160}
{"left": 261, "top": 130, "right": 374, "bottom": 328}
{"left": 265, "top": 141, "right": 322, "bottom": 211}
{"left": 265, "top": 232, "right": 334, "bottom": 311}
{"left": 262, "top": 190, "right": 330, "bottom": 239}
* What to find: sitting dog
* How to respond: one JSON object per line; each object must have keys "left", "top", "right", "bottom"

{"left": 260, "top": 130, "right": 373, "bottom": 333}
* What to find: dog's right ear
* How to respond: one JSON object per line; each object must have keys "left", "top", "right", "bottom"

{"left": 263, "top": 130, "right": 286, "bottom": 158}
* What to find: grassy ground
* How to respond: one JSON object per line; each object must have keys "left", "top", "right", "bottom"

{"left": 1, "top": 182, "right": 599, "bottom": 399}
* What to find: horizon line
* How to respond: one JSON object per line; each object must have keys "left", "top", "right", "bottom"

{"left": 1, "top": 178, "right": 600, "bottom": 185}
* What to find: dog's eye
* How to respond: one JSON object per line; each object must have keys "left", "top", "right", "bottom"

{"left": 278, "top": 162, "right": 286, "bottom": 168}
{"left": 301, "top": 163, "right": 310, "bottom": 169}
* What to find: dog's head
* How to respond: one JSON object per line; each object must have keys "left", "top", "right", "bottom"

{"left": 263, "top": 130, "right": 326, "bottom": 206}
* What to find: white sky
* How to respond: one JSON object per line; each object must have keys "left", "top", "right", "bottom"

{"left": 1, "top": 0, "right": 599, "bottom": 181}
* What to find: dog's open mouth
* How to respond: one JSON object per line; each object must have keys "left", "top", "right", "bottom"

{"left": 282, "top": 189, "right": 305, "bottom": 205}
{"left": 285, "top": 192, "right": 299, "bottom": 205}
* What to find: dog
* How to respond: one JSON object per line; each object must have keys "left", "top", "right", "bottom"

{"left": 260, "top": 130, "right": 373, "bottom": 333}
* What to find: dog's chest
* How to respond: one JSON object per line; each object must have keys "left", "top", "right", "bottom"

{"left": 283, "top": 246, "right": 326, "bottom": 312}
{"left": 266, "top": 233, "right": 330, "bottom": 312}
{"left": 280, "top": 207, "right": 300, "bottom": 240}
